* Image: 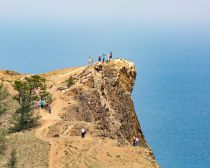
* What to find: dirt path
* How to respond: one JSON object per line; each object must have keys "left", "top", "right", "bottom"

{"left": 35, "top": 90, "right": 66, "bottom": 168}
{"left": 35, "top": 67, "right": 87, "bottom": 168}
{"left": 33, "top": 65, "right": 160, "bottom": 168}
{"left": 34, "top": 89, "right": 94, "bottom": 168}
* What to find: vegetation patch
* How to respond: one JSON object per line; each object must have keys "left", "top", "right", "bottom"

{"left": 5, "top": 70, "right": 20, "bottom": 76}
{"left": 0, "top": 132, "right": 50, "bottom": 168}
{"left": 67, "top": 76, "right": 75, "bottom": 88}
{"left": 0, "top": 83, "right": 9, "bottom": 154}
{"left": 7, "top": 149, "right": 17, "bottom": 168}
{"left": 0, "top": 83, "right": 9, "bottom": 116}
{"left": 11, "top": 75, "right": 51, "bottom": 132}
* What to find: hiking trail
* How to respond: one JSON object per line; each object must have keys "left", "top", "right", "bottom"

{"left": 35, "top": 89, "right": 67, "bottom": 168}
{"left": 31, "top": 61, "right": 160, "bottom": 168}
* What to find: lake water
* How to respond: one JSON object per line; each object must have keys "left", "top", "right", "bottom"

{"left": 0, "top": 24, "right": 210, "bottom": 168}
{"left": 133, "top": 30, "right": 210, "bottom": 168}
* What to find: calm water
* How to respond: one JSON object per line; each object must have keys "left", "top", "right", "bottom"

{"left": 0, "top": 24, "right": 210, "bottom": 168}
{"left": 133, "top": 37, "right": 210, "bottom": 167}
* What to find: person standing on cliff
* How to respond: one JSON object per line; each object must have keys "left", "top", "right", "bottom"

{"left": 133, "top": 136, "right": 136, "bottom": 146}
{"left": 107, "top": 53, "right": 110, "bottom": 62}
{"left": 135, "top": 137, "right": 140, "bottom": 146}
{"left": 81, "top": 128, "right": 86, "bottom": 138}
{"left": 110, "top": 52, "right": 112, "bottom": 59}
{"left": 88, "top": 57, "right": 94, "bottom": 65}
{"left": 133, "top": 136, "right": 140, "bottom": 146}
{"left": 102, "top": 53, "right": 106, "bottom": 63}
{"left": 88, "top": 57, "right": 91, "bottom": 65}
{"left": 108, "top": 52, "right": 112, "bottom": 61}
{"left": 98, "top": 56, "right": 102, "bottom": 62}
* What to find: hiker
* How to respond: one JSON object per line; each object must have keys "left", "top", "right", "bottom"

{"left": 107, "top": 52, "right": 112, "bottom": 62}
{"left": 133, "top": 136, "right": 140, "bottom": 146}
{"left": 107, "top": 53, "right": 110, "bottom": 61}
{"left": 88, "top": 57, "right": 94, "bottom": 65}
{"left": 39, "top": 97, "right": 46, "bottom": 109}
{"left": 91, "top": 57, "right": 94, "bottom": 64}
{"left": 133, "top": 136, "right": 136, "bottom": 146}
{"left": 108, "top": 52, "right": 112, "bottom": 61}
{"left": 109, "top": 52, "right": 112, "bottom": 59}
{"left": 48, "top": 104, "right": 52, "bottom": 114}
{"left": 135, "top": 137, "right": 140, "bottom": 146}
{"left": 98, "top": 56, "right": 102, "bottom": 62}
{"left": 102, "top": 54, "right": 106, "bottom": 63}
{"left": 88, "top": 57, "right": 92, "bottom": 65}
{"left": 81, "top": 128, "right": 86, "bottom": 138}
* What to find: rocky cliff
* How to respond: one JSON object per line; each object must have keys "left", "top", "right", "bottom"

{"left": 0, "top": 59, "right": 159, "bottom": 168}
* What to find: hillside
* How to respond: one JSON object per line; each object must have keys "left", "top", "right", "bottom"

{"left": 0, "top": 59, "right": 159, "bottom": 168}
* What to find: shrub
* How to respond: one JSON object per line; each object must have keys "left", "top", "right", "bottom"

{"left": 11, "top": 75, "right": 50, "bottom": 132}
{"left": 7, "top": 149, "right": 17, "bottom": 168}
{"left": 0, "top": 83, "right": 9, "bottom": 116}
{"left": 0, "top": 83, "right": 9, "bottom": 154}
{"left": 67, "top": 77, "right": 74, "bottom": 88}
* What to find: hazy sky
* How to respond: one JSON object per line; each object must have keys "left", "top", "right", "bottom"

{"left": 0, "top": 0, "right": 210, "bottom": 73}
{"left": 0, "top": 0, "right": 210, "bottom": 25}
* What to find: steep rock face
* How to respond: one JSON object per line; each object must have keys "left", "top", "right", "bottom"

{"left": 0, "top": 59, "right": 159, "bottom": 168}
{"left": 69, "top": 59, "right": 146, "bottom": 146}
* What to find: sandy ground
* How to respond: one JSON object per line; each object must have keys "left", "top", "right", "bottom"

{"left": 1, "top": 61, "right": 159, "bottom": 168}
{"left": 34, "top": 65, "right": 159, "bottom": 168}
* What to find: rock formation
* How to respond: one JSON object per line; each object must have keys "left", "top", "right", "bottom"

{"left": 0, "top": 59, "right": 159, "bottom": 168}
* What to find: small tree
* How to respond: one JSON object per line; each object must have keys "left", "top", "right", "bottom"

{"left": 0, "top": 83, "right": 9, "bottom": 154}
{"left": 11, "top": 75, "right": 51, "bottom": 132}
{"left": 0, "top": 83, "right": 9, "bottom": 116}
{"left": 67, "top": 77, "right": 74, "bottom": 88}
{"left": 7, "top": 149, "right": 17, "bottom": 168}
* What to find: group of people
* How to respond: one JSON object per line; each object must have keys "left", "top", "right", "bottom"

{"left": 88, "top": 52, "right": 113, "bottom": 65}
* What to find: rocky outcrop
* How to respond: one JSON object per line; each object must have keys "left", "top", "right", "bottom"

{"left": 67, "top": 59, "right": 147, "bottom": 146}
{"left": 0, "top": 59, "right": 159, "bottom": 168}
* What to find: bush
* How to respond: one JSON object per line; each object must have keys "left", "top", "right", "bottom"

{"left": 7, "top": 149, "right": 17, "bottom": 168}
{"left": 11, "top": 75, "right": 50, "bottom": 132}
{"left": 0, "top": 83, "right": 9, "bottom": 116}
{"left": 67, "top": 77, "right": 74, "bottom": 88}
{"left": 0, "top": 83, "right": 9, "bottom": 154}
{"left": 11, "top": 106, "right": 40, "bottom": 132}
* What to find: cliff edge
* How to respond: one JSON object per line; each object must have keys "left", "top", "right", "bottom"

{"left": 0, "top": 59, "right": 159, "bottom": 168}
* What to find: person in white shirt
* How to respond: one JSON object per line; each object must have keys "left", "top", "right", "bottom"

{"left": 88, "top": 57, "right": 94, "bottom": 65}
{"left": 88, "top": 57, "right": 92, "bottom": 65}
{"left": 81, "top": 128, "right": 86, "bottom": 138}
{"left": 135, "top": 137, "right": 140, "bottom": 146}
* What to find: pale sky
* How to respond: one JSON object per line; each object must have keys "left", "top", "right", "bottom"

{"left": 0, "top": 0, "right": 210, "bottom": 73}
{"left": 0, "top": 0, "right": 210, "bottom": 24}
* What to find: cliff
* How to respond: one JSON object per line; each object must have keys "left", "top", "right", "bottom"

{"left": 0, "top": 59, "right": 159, "bottom": 168}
